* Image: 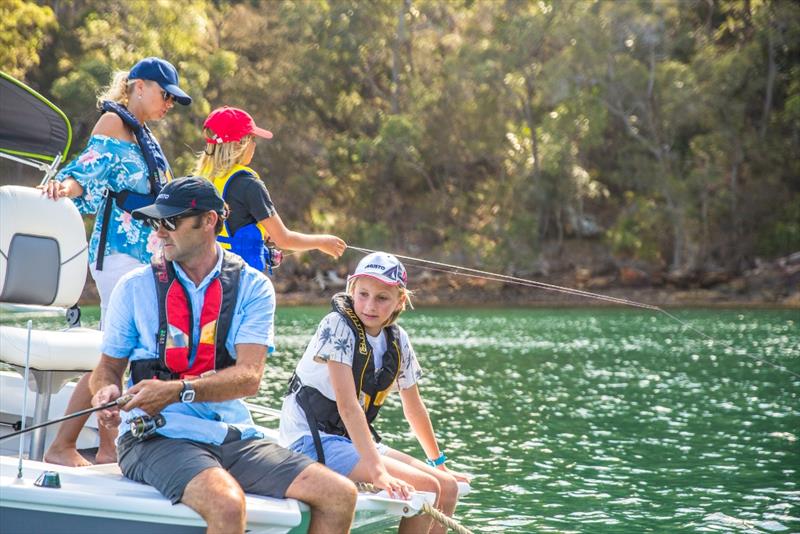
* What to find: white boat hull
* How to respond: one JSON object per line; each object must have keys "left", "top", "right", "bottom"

{"left": 0, "top": 373, "right": 448, "bottom": 533}
{"left": 1, "top": 456, "right": 299, "bottom": 533}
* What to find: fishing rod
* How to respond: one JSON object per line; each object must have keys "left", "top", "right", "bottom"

{"left": 348, "top": 245, "right": 800, "bottom": 380}
{"left": 1, "top": 394, "right": 133, "bottom": 442}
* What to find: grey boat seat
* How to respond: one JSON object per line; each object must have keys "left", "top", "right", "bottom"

{"left": 0, "top": 185, "right": 102, "bottom": 459}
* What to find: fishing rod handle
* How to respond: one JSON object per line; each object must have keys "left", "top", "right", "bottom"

{"left": 113, "top": 394, "right": 134, "bottom": 407}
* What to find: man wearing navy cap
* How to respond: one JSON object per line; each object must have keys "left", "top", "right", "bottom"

{"left": 89, "top": 177, "right": 357, "bottom": 533}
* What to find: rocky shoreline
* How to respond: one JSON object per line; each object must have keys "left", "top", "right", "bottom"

{"left": 78, "top": 250, "right": 799, "bottom": 309}
{"left": 274, "top": 249, "right": 800, "bottom": 308}
{"left": 272, "top": 274, "right": 800, "bottom": 309}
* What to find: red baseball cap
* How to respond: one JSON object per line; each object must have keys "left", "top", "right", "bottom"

{"left": 203, "top": 106, "right": 273, "bottom": 143}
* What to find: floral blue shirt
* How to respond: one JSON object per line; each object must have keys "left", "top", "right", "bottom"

{"left": 56, "top": 135, "right": 159, "bottom": 265}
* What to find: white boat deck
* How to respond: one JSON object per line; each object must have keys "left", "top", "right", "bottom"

{"left": 0, "top": 372, "right": 447, "bottom": 533}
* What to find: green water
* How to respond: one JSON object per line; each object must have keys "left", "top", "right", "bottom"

{"left": 271, "top": 308, "right": 800, "bottom": 533}
{"left": 5, "top": 307, "right": 798, "bottom": 532}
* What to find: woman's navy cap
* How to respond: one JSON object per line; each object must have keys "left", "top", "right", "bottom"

{"left": 129, "top": 57, "right": 192, "bottom": 106}
{"left": 132, "top": 177, "right": 224, "bottom": 220}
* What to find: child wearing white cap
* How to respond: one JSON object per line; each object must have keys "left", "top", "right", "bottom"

{"left": 279, "top": 251, "right": 469, "bottom": 534}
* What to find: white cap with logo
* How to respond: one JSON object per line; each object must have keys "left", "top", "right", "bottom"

{"left": 348, "top": 252, "right": 407, "bottom": 288}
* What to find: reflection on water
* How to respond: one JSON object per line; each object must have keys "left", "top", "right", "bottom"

{"left": 268, "top": 308, "right": 799, "bottom": 533}
{"left": 4, "top": 306, "right": 798, "bottom": 532}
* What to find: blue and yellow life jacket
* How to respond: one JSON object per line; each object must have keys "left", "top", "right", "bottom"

{"left": 212, "top": 165, "right": 273, "bottom": 272}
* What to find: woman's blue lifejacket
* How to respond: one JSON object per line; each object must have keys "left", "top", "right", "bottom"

{"left": 95, "top": 101, "right": 172, "bottom": 270}
{"left": 212, "top": 165, "right": 274, "bottom": 272}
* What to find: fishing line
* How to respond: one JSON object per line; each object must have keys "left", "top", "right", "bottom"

{"left": 348, "top": 245, "right": 800, "bottom": 380}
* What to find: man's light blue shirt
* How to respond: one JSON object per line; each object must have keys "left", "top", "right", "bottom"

{"left": 102, "top": 245, "right": 275, "bottom": 445}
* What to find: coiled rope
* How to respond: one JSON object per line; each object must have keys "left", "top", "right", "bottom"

{"left": 355, "top": 482, "right": 474, "bottom": 534}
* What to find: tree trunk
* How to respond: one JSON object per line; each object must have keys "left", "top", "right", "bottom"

{"left": 391, "top": 1, "right": 408, "bottom": 115}
{"left": 760, "top": 25, "right": 776, "bottom": 140}
{"left": 523, "top": 77, "right": 542, "bottom": 185}
{"left": 554, "top": 207, "right": 564, "bottom": 255}
{"left": 663, "top": 187, "right": 684, "bottom": 271}
{"left": 700, "top": 185, "right": 709, "bottom": 267}
{"left": 522, "top": 76, "right": 544, "bottom": 247}
{"left": 729, "top": 151, "right": 745, "bottom": 270}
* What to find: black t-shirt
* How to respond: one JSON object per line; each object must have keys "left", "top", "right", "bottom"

{"left": 223, "top": 171, "right": 276, "bottom": 236}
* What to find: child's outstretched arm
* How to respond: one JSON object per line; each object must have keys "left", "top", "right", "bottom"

{"left": 258, "top": 212, "right": 346, "bottom": 258}
{"left": 328, "top": 361, "right": 413, "bottom": 499}
{"left": 400, "top": 384, "right": 471, "bottom": 483}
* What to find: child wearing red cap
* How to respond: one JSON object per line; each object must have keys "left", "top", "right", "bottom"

{"left": 279, "top": 252, "right": 470, "bottom": 534}
{"left": 194, "top": 106, "right": 346, "bottom": 271}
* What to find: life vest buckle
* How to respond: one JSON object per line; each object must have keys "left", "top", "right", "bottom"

{"left": 286, "top": 373, "right": 302, "bottom": 395}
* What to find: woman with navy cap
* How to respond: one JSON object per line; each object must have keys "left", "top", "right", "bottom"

{"left": 41, "top": 57, "right": 191, "bottom": 467}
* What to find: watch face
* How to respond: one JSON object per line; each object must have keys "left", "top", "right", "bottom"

{"left": 182, "top": 389, "right": 195, "bottom": 403}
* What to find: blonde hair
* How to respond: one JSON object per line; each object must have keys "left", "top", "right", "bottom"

{"left": 347, "top": 278, "right": 414, "bottom": 327}
{"left": 193, "top": 131, "right": 253, "bottom": 180}
{"left": 96, "top": 70, "right": 135, "bottom": 108}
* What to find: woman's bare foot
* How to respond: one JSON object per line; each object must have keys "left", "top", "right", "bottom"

{"left": 44, "top": 445, "right": 92, "bottom": 467}
{"left": 95, "top": 446, "right": 117, "bottom": 464}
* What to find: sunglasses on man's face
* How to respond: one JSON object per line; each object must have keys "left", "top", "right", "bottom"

{"left": 146, "top": 213, "right": 194, "bottom": 232}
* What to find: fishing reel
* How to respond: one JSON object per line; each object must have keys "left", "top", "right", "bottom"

{"left": 129, "top": 413, "right": 166, "bottom": 441}
{"left": 265, "top": 241, "right": 283, "bottom": 275}
{"left": 65, "top": 305, "right": 81, "bottom": 328}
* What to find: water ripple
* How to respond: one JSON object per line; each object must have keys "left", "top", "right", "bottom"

{"left": 6, "top": 306, "right": 798, "bottom": 533}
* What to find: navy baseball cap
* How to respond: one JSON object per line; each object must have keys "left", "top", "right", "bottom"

{"left": 132, "top": 177, "right": 224, "bottom": 220}
{"left": 129, "top": 57, "right": 192, "bottom": 106}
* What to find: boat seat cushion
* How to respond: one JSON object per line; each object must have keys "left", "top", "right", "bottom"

{"left": 0, "top": 326, "right": 102, "bottom": 371}
{"left": 0, "top": 185, "right": 88, "bottom": 307}
{"left": 0, "top": 234, "right": 60, "bottom": 305}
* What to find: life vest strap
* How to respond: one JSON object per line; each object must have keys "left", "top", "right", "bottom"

{"left": 292, "top": 376, "right": 326, "bottom": 465}
{"left": 219, "top": 169, "right": 256, "bottom": 240}
{"left": 130, "top": 251, "right": 243, "bottom": 385}
{"left": 94, "top": 101, "right": 170, "bottom": 271}
{"left": 100, "top": 101, "right": 168, "bottom": 191}
{"left": 285, "top": 295, "right": 402, "bottom": 462}
{"left": 95, "top": 193, "right": 115, "bottom": 271}
{"left": 130, "top": 358, "right": 179, "bottom": 383}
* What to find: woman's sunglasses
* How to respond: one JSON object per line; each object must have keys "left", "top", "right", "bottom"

{"left": 160, "top": 89, "right": 175, "bottom": 103}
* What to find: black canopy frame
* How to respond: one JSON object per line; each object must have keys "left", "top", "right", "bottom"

{"left": 0, "top": 72, "right": 72, "bottom": 184}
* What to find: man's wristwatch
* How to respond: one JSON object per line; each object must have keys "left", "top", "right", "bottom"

{"left": 179, "top": 380, "right": 195, "bottom": 403}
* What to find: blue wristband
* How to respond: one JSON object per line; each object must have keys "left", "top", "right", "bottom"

{"left": 426, "top": 453, "right": 447, "bottom": 467}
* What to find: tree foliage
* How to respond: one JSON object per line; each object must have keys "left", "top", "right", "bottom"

{"left": 5, "top": 0, "right": 799, "bottom": 275}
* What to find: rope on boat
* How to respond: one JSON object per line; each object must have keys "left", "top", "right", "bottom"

{"left": 420, "top": 502, "right": 475, "bottom": 534}
{"left": 354, "top": 482, "right": 474, "bottom": 534}
{"left": 348, "top": 245, "right": 800, "bottom": 380}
